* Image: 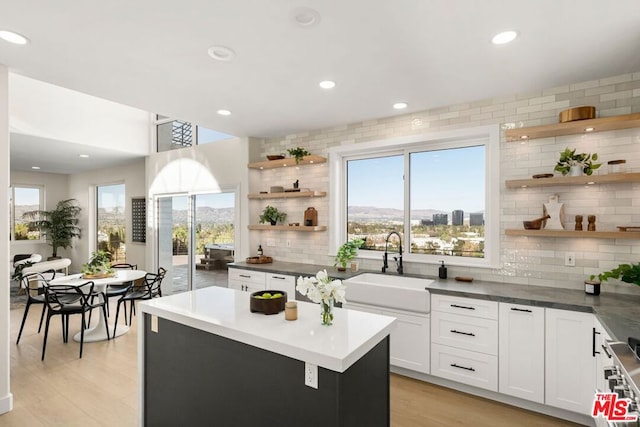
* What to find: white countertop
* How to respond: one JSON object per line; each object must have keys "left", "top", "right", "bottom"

{"left": 139, "top": 286, "right": 396, "bottom": 372}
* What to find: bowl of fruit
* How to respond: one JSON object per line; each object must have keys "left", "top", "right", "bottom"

{"left": 250, "top": 290, "right": 288, "bottom": 315}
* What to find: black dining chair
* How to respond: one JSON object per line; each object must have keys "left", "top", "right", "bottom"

{"left": 113, "top": 267, "right": 166, "bottom": 338}
{"left": 41, "top": 281, "right": 109, "bottom": 360}
{"left": 105, "top": 263, "right": 138, "bottom": 317}
{"left": 16, "top": 271, "right": 57, "bottom": 344}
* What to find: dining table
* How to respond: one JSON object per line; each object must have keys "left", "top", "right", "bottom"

{"left": 50, "top": 269, "right": 147, "bottom": 342}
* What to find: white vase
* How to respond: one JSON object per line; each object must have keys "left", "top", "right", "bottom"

{"left": 569, "top": 165, "right": 583, "bottom": 176}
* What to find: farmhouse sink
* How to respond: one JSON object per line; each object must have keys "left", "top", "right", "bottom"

{"left": 343, "top": 273, "right": 432, "bottom": 313}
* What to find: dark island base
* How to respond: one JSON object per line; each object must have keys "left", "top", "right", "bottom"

{"left": 143, "top": 315, "right": 390, "bottom": 427}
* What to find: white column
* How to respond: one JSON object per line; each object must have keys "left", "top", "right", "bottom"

{"left": 0, "top": 64, "right": 13, "bottom": 414}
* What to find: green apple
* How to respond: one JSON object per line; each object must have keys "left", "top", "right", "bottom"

{"left": 262, "top": 293, "right": 272, "bottom": 299}
{"left": 271, "top": 293, "right": 283, "bottom": 299}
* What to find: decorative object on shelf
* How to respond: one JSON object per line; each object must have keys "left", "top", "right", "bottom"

{"left": 249, "top": 290, "right": 287, "bottom": 315}
{"left": 81, "top": 250, "right": 116, "bottom": 279}
{"left": 574, "top": 215, "right": 583, "bottom": 231}
{"left": 334, "top": 238, "right": 365, "bottom": 271}
{"left": 288, "top": 222, "right": 300, "bottom": 226}
{"left": 267, "top": 154, "right": 285, "bottom": 161}
{"left": 590, "top": 263, "right": 640, "bottom": 288}
{"left": 558, "top": 106, "right": 596, "bottom": 123}
{"left": 554, "top": 147, "right": 601, "bottom": 176}
{"left": 293, "top": 180, "right": 299, "bottom": 189}
{"left": 523, "top": 215, "right": 551, "bottom": 230}
{"left": 607, "top": 159, "right": 627, "bottom": 174}
{"left": 270, "top": 186, "right": 284, "bottom": 193}
{"left": 587, "top": 215, "right": 596, "bottom": 231}
{"left": 583, "top": 279, "right": 601, "bottom": 296}
{"left": 259, "top": 205, "right": 287, "bottom": 225}
{"left": 617, "top": 226, "right": 640, "bottom": 231}
{"left": 257, "top": 245, "right": 263, "bottom": 256}
{"left": 543, "top": 194, "right": 565, "bottom": 230}
{"left": 22, "top": 198, "right": 82, "bottom": 259}
{"left": 304, "top": 206, "right": 318, "bottom": 226}
{"left": 286, "top": 147, "right": 311, "bottom": 164}
{"left": 454, "top": 276, "right": 474, "bottom": 282}
{"left": 296, "top": 270, "right": 346, "bottom": 326}
{"left": 532, "top": 173, "right": 554, "bottom": 179}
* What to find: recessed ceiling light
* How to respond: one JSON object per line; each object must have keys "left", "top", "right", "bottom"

{"left": 492, "top": 30, "right": 518, "bottom": 45}
{"left": 207, "top": 45, "right": 236, "bottom": 61}
{"left": 319, "top": 80, "right": 336, "bottom": 89}
{"left": 393, "top": 102, "right": 408, "bottom": 110}
{"left": 79, "top": 154, "right": 89, "bottom": 158}
{"left": 31, "top": 166, "right": 40, "bottom": 170}
{"left": 217, "top": 109, "right": 232, "bottom": 116}
{"left": 292, "top": 7, "right": 321, "bottom": 27}
{"left": 0, "top": 30, "right": 29, "bottom": 45}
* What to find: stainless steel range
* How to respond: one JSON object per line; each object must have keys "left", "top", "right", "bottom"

{"left": 599, "top": 340, "right": 640, "bottom": 427}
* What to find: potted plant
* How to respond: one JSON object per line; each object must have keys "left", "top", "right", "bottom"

{"left": 334, "top": 238, "right": 365, "bottom": 271}
{"left": 554, "top": 147, "right": 602, "bottom": 176}
{"left": 259, "top": 205, "right": 287, "bottom": 225}
{"left": 286, "top": 147, "right": 311, "bottom": 164}
{"left": 81, "top": 250, "right": 116, "bottom": 278}
{"left": 590, "top": 263, "right": 640, "bottom": 288}
{"left": 22, "top": 198, "right": 82, "bottom": 259}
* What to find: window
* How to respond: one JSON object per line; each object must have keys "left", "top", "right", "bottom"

{"left": 10, "top": 186, "right": 43, "bottom": 241}
{"left": 97, "top": 184, "right": 126, "bottom": 263}
{"left": 332, "top": 125, "right": 499, "bottom": 268}
{"left": 155, "top": 116, "right": 235, "bottom": 152}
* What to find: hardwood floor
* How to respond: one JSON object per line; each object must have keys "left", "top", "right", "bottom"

{"left": 4, "top": 306, "right": 581, "bottom": 426}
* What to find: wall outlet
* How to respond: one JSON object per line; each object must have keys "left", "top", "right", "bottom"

{"left": 305, "top": 362, "right": 318, "bottom": 389}
{"left": 266, "top": 239, "right": 276, "bottom": 247}
{"left": 286, "top": 240, "right": 291, "bottom": 248}
{"left": 565, "top": 252, "right": 575, "bottom": 267}
{"left": 151, "top": 315, "right": 158, "bottom": 333}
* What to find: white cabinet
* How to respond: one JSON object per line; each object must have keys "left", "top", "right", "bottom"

{"left": 346, "top": 302, "right": 430, "bottom": 374}
{"left": 430, "top": 294, "right": 498, "bottom": 392}
{"left": 228, "top": 268, "right": 266, "bottom": 293}
{"left": 266, "top": 273, "right": 296, "bottom": 300}
{"left": 545, "top": 308, "right": 597, "bottom": 414}
{"left": 498, "top": 303, "right": 545, "bottom": 404}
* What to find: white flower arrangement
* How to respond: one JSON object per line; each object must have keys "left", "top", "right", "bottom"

{"left": 296, "top": 270, "right": 347, "bottom": 305}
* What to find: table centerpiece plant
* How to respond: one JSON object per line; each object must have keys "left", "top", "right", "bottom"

{"left": 81, "top": 250, "right": 116, "bottom": 279}
{"left": 296, "top": 270, "right": 346, "bottom": 326}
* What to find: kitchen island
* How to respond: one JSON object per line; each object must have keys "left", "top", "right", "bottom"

{"left": 137, "top": 286, "right": 396, "bottom": 427}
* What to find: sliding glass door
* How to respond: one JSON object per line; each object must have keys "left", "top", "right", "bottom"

{"left": 157, "top": 192, "right": 235, "bottom": 295}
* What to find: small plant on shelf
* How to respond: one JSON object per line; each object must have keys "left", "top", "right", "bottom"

{"left": 334, "top": 238, "right": 365, "bottom": 271}
{"left": 590, "top": 263, "right": 640, "bottom": 287}
{"left": 554, "top": 147, "right": 602, "bottom": 176}
{"left": 259, "top": 205, "right": 287, "bottom": 225}
{"left": 287, "top": 147, "right": 311, "bottom": 164}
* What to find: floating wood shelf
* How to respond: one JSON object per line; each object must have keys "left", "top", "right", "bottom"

{"left": 505, "top": 229, "right": 640, "bottom": 239}
{"left": 505, "top": 112, "right": 640, "bottom": 142}
{"left": 248, "top": 155, "right": 327, "bottom": 170}
{"left": 248, "top": 191, "right": 327, "bottom": 199}
{"left": 248, "top": 225, "right": 327, "bottom": 232}
{"left": 505, "top": 172, "right": 640, "bottom": 188}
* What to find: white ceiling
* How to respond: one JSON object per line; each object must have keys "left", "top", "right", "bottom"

{"left": 2, "top": 0, "right": 640, "bottom": 173}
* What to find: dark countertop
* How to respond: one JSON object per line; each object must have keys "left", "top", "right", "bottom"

{"left": 229, "top": 261, "right": 640, "bottom": 341}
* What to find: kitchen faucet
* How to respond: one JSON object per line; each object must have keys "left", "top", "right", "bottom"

{"left": 382, "top": 231, "right": 403, "bottom": 274}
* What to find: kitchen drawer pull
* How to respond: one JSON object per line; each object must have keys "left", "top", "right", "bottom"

{"left": 450, "top": 304, "right": 475, "bottom": 310}
{"left": 451, "top": 363, "right": 475, "bottom": 372}
{"left": 239, "top": 274, "right": 251, "bottom": 278}
{"left": 450, "top": 329, "right": 475, "bottom": 337}
{"left": 510, "top": 307, "right": 532, "bottom": 313}
{"left": 601, "top": 344, "right": 612, "bottom": 359}
{"left": 593, "top": 328, "right": 601, "bottom": 357}
{"left": 271, "top": 276, "right": 286, "bottom": 280}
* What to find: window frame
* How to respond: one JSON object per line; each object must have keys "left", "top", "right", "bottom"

{"left": 96, "top": 182, "right": 126, "bottom": 262}
{"left": 10, "top": 184, "right": 45, "bottom": 243}
{"left": 329, "top": 125, "right": 500, "bottom": 269}
{"left": 154, "top": 116, "right": 235, "bottom": 152}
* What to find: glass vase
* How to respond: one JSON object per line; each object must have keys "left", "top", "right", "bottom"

{"left": 321, "top": 299, "right": 334, "bottom": 326}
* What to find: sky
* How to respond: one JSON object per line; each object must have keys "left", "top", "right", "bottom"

{"left": 347, "top": 145, "right": 485, "bottom": 213}
{"left": 169, "top": 192, "right": 236, "bottom": 211}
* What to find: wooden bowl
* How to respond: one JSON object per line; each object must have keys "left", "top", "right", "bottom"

{"left": 250, "top": 290, "right": 287, "bottom": 315}
{"left": 558, "top": 106, "right": 595, "bottom": 123}
{"left": 266, "top": 155, "right": 285, "bottom": 160}
{"left": 523, "top": 215, "right": 550, "bottom": 230}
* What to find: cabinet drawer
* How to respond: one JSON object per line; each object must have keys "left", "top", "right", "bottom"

{"left": 431, "top": 343, "right": 498, "bottom": 392}
{"left": 431, "top": 294, "right": 498, "bottom": 320}
{"left": 228, "top": 268, "right": 266, "bottom": 285}
{"left": 431, "top": 311, "right": 498, "bottom": 355}
{"left": 267, "top": 274, "right": 296, "bottom": 300}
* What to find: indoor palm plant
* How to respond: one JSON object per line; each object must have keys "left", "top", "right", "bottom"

{"left": 259, "top": 205, "right": 287, "bottom": 225}
{"left": 334, "top": 238, "right": 365, "bottom": 271}
{"left": 22, "top": 198, "right": 82, "bottom": 259}
{"left": 554, "top": 147, "right": 602, "bottom": 176}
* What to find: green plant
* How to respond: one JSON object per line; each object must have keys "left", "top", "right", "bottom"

{"left": 22, "top": 199, "right": 82, "bottom": 258}
{"left": 554, "top": 147, "right": 602, "bottom": 176}
{"left": 259, "top": 205, "right": 287, "bottom": 225}
{"left": 81, "top": 250, "right": 115, "bottom": 275}
{"left": 286, "top": 147, "right": 311, "bottom": 164}
{"left": 590, "top": 263, "right": 640, "bottom": 287}
{"left": 334, "top": 238, "right": 365, "bottom": 269}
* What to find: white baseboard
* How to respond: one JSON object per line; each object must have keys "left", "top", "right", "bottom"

{"left": 0, "top": 392, "right": 13, "bottom": 415}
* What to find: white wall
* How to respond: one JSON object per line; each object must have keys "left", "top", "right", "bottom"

{"left": 68, "top": 159, "right": 147, "bottom": 272}
{"left": 10, "top": 171, "right": 69, "bottom": 260}
{"left": 9, "top": 74, "right": 148, "bottom": 155}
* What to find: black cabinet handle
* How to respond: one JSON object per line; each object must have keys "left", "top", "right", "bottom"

{"left": 451, "top": 363, "right": 475, "bottom": 372}
{"left": 511, "top": 307, "right": 532, "bottom": 313}
{"left": 271, "top": 276, "right": 286, "bottom": 280}
{"left": 593, "top": 328, "right": 601, "bottom": 357}
{"left": 239, "top": 274, "right": 251, "bottom": 278}
{"left": 451, "top": 304, "right": 475, "bottom": 310}
{"left": 601, "top": 344, "right": 612, "bottom": 359}
{"left": 450, "top": 329, "right": 475, "bottom": 337}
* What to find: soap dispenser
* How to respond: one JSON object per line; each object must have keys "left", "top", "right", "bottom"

{"left": 439, "top": 260, "right": 447, "bottom": 279}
